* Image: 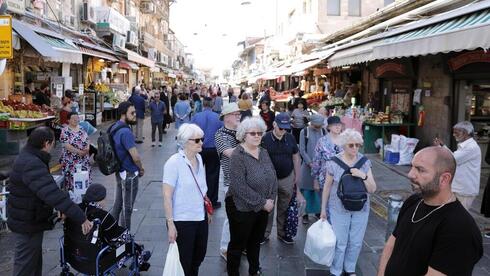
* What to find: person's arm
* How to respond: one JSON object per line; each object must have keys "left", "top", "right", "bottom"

{"left": 298, "top": 129, "right": 311, "bottom": 164}
{"left": 163, "top": 184, "right": 177, "bottom": 242}
{"left": 320, "top": 172, "right": 333, "bottom": 220}
{"left": 293, "top": 153, "right": 301, "bottom": 185}
{"left": 377, "top": 235, "right": 396, "bottom": 276}
{"left": 215, "top": 131, "right": 236, "bottom": 158}
{"left": 425, "top": 268, "right": 446, "bottom": 276}
{"left": 452, "top": 145, "right": 478, "bottom": 165}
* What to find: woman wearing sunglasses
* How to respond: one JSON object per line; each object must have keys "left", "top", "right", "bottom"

{"left": 226, "top": 117, "right": 277, "bottom": 276}
{"left": 162, "top": 123, "right": 210, "bottom": 276}
{"left": 320, "top": 128, "right": 376, "bottom": 276}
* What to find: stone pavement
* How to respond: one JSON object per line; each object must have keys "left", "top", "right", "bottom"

{"left": 0, "top": 115, "right": 489, "bottom": 275}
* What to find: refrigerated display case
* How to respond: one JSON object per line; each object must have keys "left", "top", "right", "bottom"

{"left": 83, "top": 90, "right": 104, "bottom": 127}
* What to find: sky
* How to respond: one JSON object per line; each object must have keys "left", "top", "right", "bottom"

{"left": 169, "top": 0, "right": 275, "bottom": 76}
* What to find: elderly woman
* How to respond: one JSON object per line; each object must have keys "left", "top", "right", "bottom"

{"left": 299, "top": 114, "right": 326, "bottom": 224}
{"left": 174, "top": 94, "right": 192, "bottom": 129}
{"left": 320, "top": 129, "right": 376, "bottom": 276}
{"left": 59, "top": 112, "right": 91, "bottom": 193}
{"left": 163, "top": 123, "right": 209, "bottom": 276}
{"left": 226, "top": 117, "right": 277, "bottom": 276}
{"left": 291, "top": 102, "right": 310, "bottom": 144}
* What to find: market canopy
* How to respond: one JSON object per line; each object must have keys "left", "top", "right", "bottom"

{"left": 121, "top": 48, "right": 155, "bottom": 68}
{"left": 328, "top": 40, "right": 381, "bottom": 68}
{"left": 119, "top": 60, "right": 139, "bottom": 70}
{"left": 13, "top": 19, "right": 83, "bottom": 64}
{"left": 373, "top": 5, "right": 490, "bottom": 60}
{"left": 79, "top": 46, "right": 118, "bottom": 62}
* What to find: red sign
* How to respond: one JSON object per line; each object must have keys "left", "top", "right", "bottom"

{"left": 448, "top": 50, "right": 490, "bottom": 71}
{"left": 375, "top": 62, "right": 405, "bottom": 78}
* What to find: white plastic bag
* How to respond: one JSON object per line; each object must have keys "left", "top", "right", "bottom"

{"left": 397, "top": 136, "right": 419, "bottom": 165}
{"left": 390, "top": 134, "right": 401, "bottom": 152}
{"left": 304, "top": 220, "right": 336, "bottom": 266}
{"left": 71, "top": 166, "right": 89, "bottom": 204}
{"left": 162, "top": 243, "right": 185, "bottom": 276}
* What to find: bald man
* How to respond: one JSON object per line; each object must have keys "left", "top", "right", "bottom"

{"left": 378, "top": 147, "right": 482, "bottom": 276}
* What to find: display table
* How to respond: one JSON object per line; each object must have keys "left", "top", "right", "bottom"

{"left": 363, "top": 122, "right": 415, "bottom": 154}
{"left": 0, "top": 116, "right": 55, "bottom": 155}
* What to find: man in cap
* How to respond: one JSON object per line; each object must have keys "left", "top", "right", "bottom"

{"left": 215, "top": 102, "right": 241, "bottom": 260}
{"left": 261, "top": 112, "right": 305, "bottom": 244}
{"left": 434, "top": 121, "right": 481, "bottom": 210}
{"left": 191, "top": 97, "right": 224, "bottom": 208}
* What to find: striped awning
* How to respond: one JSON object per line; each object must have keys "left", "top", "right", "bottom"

{"left": 79, "top": 46, "right": 118, "bottom": 61}
{"left": 373, "top": 8, "right": 490, "bottom": 59}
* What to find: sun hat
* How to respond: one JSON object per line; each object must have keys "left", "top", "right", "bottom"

{"left": 220, "top": 103, "right": 240, "bottom": 119}
{"left": 310, "top": 114, "right": 324, "bottom": 126}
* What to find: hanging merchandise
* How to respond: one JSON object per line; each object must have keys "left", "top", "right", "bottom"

{"left": 418, "top": 105, "right": 425, "bottom": 127}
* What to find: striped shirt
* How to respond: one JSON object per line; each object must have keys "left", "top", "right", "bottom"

{"left": 215, "top": 127, "right": 239, "bottom": 186}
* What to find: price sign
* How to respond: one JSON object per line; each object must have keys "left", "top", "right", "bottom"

{"left": 56, "top": 84, "right": 63, "bottom": 98}
{"left": 0, "top": 15, "right": 12, "bottom": 59}
{"left": 79, "top": 84, "right": 84, "bottom": 95}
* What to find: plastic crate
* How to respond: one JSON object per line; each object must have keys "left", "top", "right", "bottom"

{"left": 384, "top": 150, "right": 400, "bottom": 164}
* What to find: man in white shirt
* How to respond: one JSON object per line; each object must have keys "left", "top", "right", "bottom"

{"left": 434, "top": 121, "right": 481, "bottom": 210}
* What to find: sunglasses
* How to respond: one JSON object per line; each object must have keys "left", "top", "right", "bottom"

{"left": 278, "top": 127, "right": 287, "bottom": 131}
{"left": 189, "top": 138, "right": 204, "bottom": 143}
{"left": 347, "top": 143, "right": 363, "bottom": 149}
{"left": 246, "top": 131, "right": 263, "bottom": 137}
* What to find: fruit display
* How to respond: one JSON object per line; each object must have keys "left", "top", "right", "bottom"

{"left": 92, "top": 83, "right": 111, "bottom": 93}
{"left": 320, "top": 97, "right": 344, "bottom": 107}
{"left": 0, "top": 100, "right": 54, "bottom": 119}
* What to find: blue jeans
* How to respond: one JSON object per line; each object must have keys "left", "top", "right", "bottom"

{"left": 329, "top": 205, "right": 369, "bottom": 275}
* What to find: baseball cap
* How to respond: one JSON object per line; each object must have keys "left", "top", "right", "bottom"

{"left": 275, "top": 112, "right": 291, "bottom": 129}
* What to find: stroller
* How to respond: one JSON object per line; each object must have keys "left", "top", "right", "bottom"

{"left": 59, "top": 218, "right": 146, "bottom": 275}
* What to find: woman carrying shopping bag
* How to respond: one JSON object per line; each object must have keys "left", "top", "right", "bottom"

{"left": 163, "top": 123, "right": 211, "bottom": 276}
{"left": 320, "top": 129, "right": 376, "bottom": 276}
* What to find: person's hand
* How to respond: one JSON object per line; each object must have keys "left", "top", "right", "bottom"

{"left": 139, "top": 168, "right": 145, "bottom": 177}
{"left": 313, "top": 180, "right": 320, "bottom": 192}
{"left": 320, "top": 210, "right": 327, "bottom": 221}
{"left": 264, "top": 199, "right": 274, "bottom": 212}
{"left": 350, "top": 168, "right": 366, "bottom": 179}
{"left": 433, "top": 137, "right": 444, "bottom": 146}
{"left": 207, "top": 215, "right": 213, "bottom": 224}
{"left": 296, "top": 192, "right": 306, "bottom": 206}
{"left": 81, "top": 220, "right": 93, "bottom": 235}
{"left": 167, "top": 222, "right": 178, "bottom": 243}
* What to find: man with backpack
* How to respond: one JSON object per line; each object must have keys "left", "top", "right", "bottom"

{"left": 261, "top": 112, "right": 305, "bottom": 245}
{"left": 99, "top": 101, "right": 144, "bottom": 231}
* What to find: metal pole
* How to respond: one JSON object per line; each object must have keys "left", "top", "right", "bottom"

{"left": 386, "top": 194, "right": 403, "bottom": 241}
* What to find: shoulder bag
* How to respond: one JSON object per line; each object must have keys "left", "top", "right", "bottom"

{"left": 186, "top": 164, "right": 214, "bottom": 216}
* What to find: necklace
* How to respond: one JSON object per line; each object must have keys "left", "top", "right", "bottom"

{"left": 411, "top": 194, "right": 454, "bottom": 223}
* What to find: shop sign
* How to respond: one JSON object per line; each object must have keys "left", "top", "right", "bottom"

{"left": 6, "top": 0, "right": 26, "bottom": 15}
{"left": 375, "top": 62, "right": 405, "bottom": 78}
{"left": 313, "top": 67, "right": 331, "bottom": 76}
{"left": 0, "top": 15, "right": 12, "bottom": 59}
{"left": 448, "top": 50, "right": 490, "bottom": 71}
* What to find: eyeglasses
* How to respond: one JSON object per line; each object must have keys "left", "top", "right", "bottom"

{"left": 189, "top": 138, "right": 204, "bottom": 143}
{"left": 246, "top": 131, "right": 263, "bottom": 137}
{"left": 347, "top": 143, "right": 363, "bottom": 149}
{"left": 278, "top": 127, "right": 287, "bottom": 131}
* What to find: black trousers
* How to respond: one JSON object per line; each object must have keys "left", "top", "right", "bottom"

{"left": 151, "top": 122, "right": 164, "bottom": 142}
{"left": 13, "top": 231, "right": 43, "bottom": 276}
{"left": 292, "top": 127, "right": 302, "bottom": 144}
{"left": 226, "top": 197, "right": 268, "bottom": 276}
{"left": 174, "top": 219, "right": 209, "bottom": 276}
{"left": 200, "top": 148, "right": 221, "bottom": 205}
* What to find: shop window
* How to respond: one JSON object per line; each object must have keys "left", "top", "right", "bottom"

{"left": 348, "top": 0, "right": 361, "bottom": 16}
{"left": 327, "top": 0, "right": 340, "bottom": 16}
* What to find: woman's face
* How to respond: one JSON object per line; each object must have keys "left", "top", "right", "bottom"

{"left": 244, "top": 127, "right": 263, "bottom": 148}
{"left": 328, "top": 123, "right": 342, "bottom": 135}
{"left": 343, "top": 139, "right": 362, "bottom": 155}
{"left": 69, "top": 114, "right": 79, "bottom": 127}
{"left": 297, "top": 103, "right": 304, "bottom": 110}
{"left": 186, "top": 134, "right": 204, "bottom": 153}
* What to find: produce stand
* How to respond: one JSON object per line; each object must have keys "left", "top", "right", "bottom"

{"left": 363, "top": 122, "right": 415, "bottom": 155}
{"left": 0, "top": 116, "right": 56, "bottom": 155}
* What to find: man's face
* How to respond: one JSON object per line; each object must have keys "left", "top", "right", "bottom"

{"left": 453, "top": 128, "right": 468, "bottom": 143}
{"left": 408, "top": 152, "right": 441, "bottom": 198}
{"left": 261, "top": 103, "right": 268, "bottom": 111}
{"left": 125, "top": 106, "right": 137, "bottom": 125}
{"left": 224, "top": 112, "right": 241, "bottom": 129}
{"left": 273, "top": 122, "right": 288, "bottom": 135}
{"left": 44, "top": 140, "right": 55, "bottom": 153}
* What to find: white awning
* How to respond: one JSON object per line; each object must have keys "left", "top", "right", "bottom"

{"left": 328, "top": 40, "right": 382, "bottom": 68}
{"left": 373, "top": 8, "right": 490, "bottom": 60}
{"left": 121, "top": 48, "right": 155, "bottom": 68}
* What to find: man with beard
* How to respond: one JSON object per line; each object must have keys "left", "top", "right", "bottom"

{"left": 110, "top": 101, "right": 145, "bottom": 231}
{"left": 378, "top": 146, "right": 482, "bottom": 276}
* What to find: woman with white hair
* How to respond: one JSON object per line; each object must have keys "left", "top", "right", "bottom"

{"left": 226, "top": 117, "right": 277, "bottom": 276}
{"left": 162, "top": 123, "right": 210, "bottom": 276}
{"left": 320, "top": 128, "right": 376, "bottom": 276}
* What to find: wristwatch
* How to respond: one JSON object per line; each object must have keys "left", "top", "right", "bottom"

{"left": 362, "top": 174, "right": 368, "bottom": 181}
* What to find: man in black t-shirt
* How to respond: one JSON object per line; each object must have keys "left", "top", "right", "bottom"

{"left": 378, "top": 146, "right": 483, "bottom": 276}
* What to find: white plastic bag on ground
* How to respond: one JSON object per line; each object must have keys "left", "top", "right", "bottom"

{"left": 304, "top": 220, "right": 336, "bottom": 266}
{"left": 391, "top": 134, "right": 401, "bottom": 152}
{"left": 397, "top": 136, "right": 419, "bottom": 165}
{"left": 162, "top": 243, "right": 185, "bottom": 276}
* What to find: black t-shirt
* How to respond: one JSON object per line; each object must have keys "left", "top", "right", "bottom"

{"left": 385, "top": 194, "right": 483, "bottom": 276}
{"left": 261, "top": 131, "right": 299, "bottom": 179}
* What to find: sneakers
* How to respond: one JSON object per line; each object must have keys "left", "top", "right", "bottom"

{"left": 259, "top": 237, "right": 269, "bottom": 245}
{"left": 278, "top": 235, "right": 295, "bottom": 244}
{"left": 484, "top": 232, "right": 490, "bottom": 238}
{"left": 158, "top": 142, "right": 162, "bottom": 147}
{"left": 220, "top": 250, "right": 227, "bottom": 261}
{"left": 151, "top": 142, "right": 156, "bottom": 147}
{"left": 249, "top": 267, "right": 263, "bottom": 276}
{"left": 302, "top": 214, "right": 309, "bottom": 224}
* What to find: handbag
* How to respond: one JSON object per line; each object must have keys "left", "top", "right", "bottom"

{"left": 284, "top": 188, "right": 299, "bottom": 239}
{"left": 186, "top": 164, "right": 214, "bottom": 216}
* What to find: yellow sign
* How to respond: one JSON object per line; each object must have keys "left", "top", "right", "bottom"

{"left": 0, "top": 16, "right": 12, "bottom": 59}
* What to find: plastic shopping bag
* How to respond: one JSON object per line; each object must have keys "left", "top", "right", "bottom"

{"left": 162, "top": 243, "right": 185, "bottom": 276}
{"left": 304, "top": 220, "right": 336, "bottom": 266}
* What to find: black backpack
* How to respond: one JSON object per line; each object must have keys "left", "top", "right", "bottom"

{"left": 331, "top": 156, "right": 368, "bottom": 211}
{"left": 96, "top": 123, "right": 130, "bottom": 176}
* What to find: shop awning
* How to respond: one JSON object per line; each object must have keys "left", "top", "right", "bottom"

{"left": 328, "top": 40, "right": 381, "bottom": 68}
{"left": 12, "top": 19, "right": 83, "bottom": 64}
{"left": 285, "top": 58, "right": 323, "bottom": 75}
{"left": 121, "top": 48, "right": 155, "bottom": 68}
{"left": 79, "top": 46, "right": 118, "bottom": 62}
{"left": 119, "top": 60, "right": 139, "bottom": 70}
{"left": 373, "top": 8, "right": 490, "bottom": 60}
